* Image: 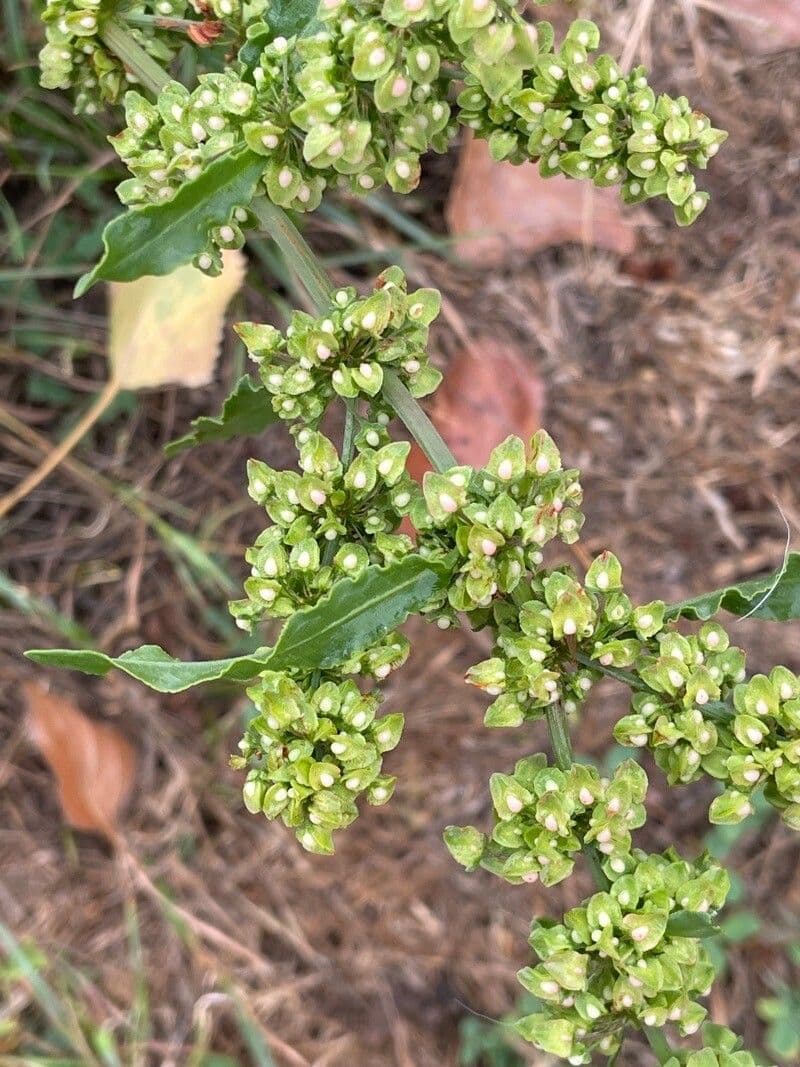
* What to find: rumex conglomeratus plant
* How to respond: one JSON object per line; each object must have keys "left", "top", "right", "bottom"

{"left": 29, "top": 1, "right": 800, "bottom": 1062}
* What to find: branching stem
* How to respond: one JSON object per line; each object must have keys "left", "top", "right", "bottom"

{"left": 100, "top": 19, "right": 170, "bottom": 94}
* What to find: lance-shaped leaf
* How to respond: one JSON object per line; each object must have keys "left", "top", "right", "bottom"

{"left": 24, "top": 644, "right": 270, "bottom": 693}
{"left": 75, "top": 149, "right": 264, "bottom": 296}
{"left": 665, "top": 552, "right": 800, "bottom": 623}
{"left": 265, "top": 553, "right": 453, "bottom": 672}
{"left": 25, "top": 554, "right": 453, "bottom": 693}
{"left": 164, "top": 376, "right": 277, "bottom": 457}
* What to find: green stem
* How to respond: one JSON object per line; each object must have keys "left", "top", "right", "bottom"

{"left": 545, "top": 702, "right": 573, "bottom": 772}
{"left": 643, "top": 1025, "right": 674, "bottom": 1065}
{"left": 311, "top": 399, "right": 357, "bottom": 691}
{"left": 545, "top": 701, "right": 610, "bottom": 891}
{"left": 251, "top": 200, "right": 334, "bottom": 314}
{"left": 576, "top": 652, "right": 734, "bottom": 722}
{"left": 321, "top": 402, "right": 356, "bottom": 576}
{"left": 100, "top": 19, "right": 171, "bottom": 94}
{"left": 122, "top": 12, "right": 215, "bottom": 31}
{"left": 576, "top": 652, "right": 650, "bottom": 692}
{"left": 320, "top": 399, "right": 356, "bottom": 567}
{"left": 382, "top": 370, "right": 456, "bottom": 473}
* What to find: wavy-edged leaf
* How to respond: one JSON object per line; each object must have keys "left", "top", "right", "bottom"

{"left": 75, "top": 149, "right": 264, "bottom": 296}
{"left": 26, "top": 554, "right": 454, "bottom": 692}
{"left": 164, "top": 375, "right": 277, "bottom": 457}
{"left": 110, "top": 251, "right": 246, "bottom": 389}
{"left": 267, "top": 553, "right": 453, "bottom": 672}
{"left": 665, "top": 552, "right": 800, "bottom": 623}
{"left": 664, "top": 910, "right": 721, "bottom": 939}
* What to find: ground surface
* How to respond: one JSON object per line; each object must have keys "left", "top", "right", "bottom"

{"left": 2, "top": 1, "right": 800, "bottom": 1065}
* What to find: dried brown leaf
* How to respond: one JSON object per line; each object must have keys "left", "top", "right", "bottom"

{"left": 24, "top": 681, "right": 136, "bottom": 840}
{"left": 406, "top": 338, "right": 545, "bottom": 486}
{"left": 725, "top": 0, "right": 800, "bottom": 53}
{"left": 446, "top": 134, "right": 637, "bottom": 267}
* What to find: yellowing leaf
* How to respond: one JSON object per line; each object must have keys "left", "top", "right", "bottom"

{"left": 446, "top": 134, "right": 637, "bottom": 267}
{"left": 108, "top": 249, "right": 246, "bottom": 390}
{"left": 24, "top": 681, "right": 136, "bottom": 840}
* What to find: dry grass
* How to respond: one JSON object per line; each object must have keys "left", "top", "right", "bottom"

{"left": 1, "top": 1, "right": 800, "bottom": 1064}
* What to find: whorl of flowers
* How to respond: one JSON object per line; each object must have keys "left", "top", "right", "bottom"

{"left": 103, "top": 0, "right": 725, "bottom": 269}
{"left": 614, "top": 631, "right": 800, "bottom": 831}
{"left": 412, "top": 433, "right": 584, "bottom": 622}
{"left": 444, "top": 756, "right": 648, "bottom": 887}
{"left": 229, "top": 426, "right": 420, "bottom": 629}
{"left": 457, "top": 18, "right": 726, "bottom": 226}
{"left": 39, "top": 0, "right": 195, "bottom": 114}
{"left": 463, "top": 549, "right": 662, "bottom": 722}
{"left": 514, "top": 848, "right": 730, "bottom": 1063}
{"left": 236, "top": 266, "right": 442, "bottom": 422}
{"left": 236, "top": 672, "right": 403, "bottom": 854}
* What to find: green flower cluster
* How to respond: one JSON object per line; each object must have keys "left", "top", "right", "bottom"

{"left": 236, "top": 267, "right": 442, "bottom": 423}
{"left": 613, "top": 623, "right": 800, "bottom": 829}
{"left": 39, "top": 0, "right": 190, "bottom": 114}
{"left": 235, "top": 671, "right": 403, "bottom": 853}
{"left": 465, "top": 551, "right": 664, "bottom": 724}
{"left": 410, "top": 432, "right": 584, "bottom": 619}
{"left": 514, "top": 849, "right": 729, "bottom": 1063}
{"left": 104, "top": 2, "right": 725, "bottom": 240}
{"left": 112, "top": 74, "right": 258, "bottom": 214}
{"left": 457, "top": 18, "right": 727, "bottom": 225}
{"left": 228, "top": 268, "right": 445, "bottom": 849}
{"left": 229, "top": 426, "right": 419, "bottom": 631}
{"left": 444, "top": 755, "right": 647, "bottom": 887}
{"left": 666, "top": 1025, "right": 757, "bottom": 1067}
{"left": 110, "top": 16, "right": 457, "bottom": 216}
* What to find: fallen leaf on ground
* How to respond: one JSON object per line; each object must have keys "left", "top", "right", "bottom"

{"left": 24, "top": 680, "right": 136, "bottom": 840}
{"left": 446, "top": 134, "right": 637, "bottom": 267}
{"left": 725, "top": 0, "right": 800, "bottom": 53}
{"left": 406, "top": 337, "right": 545, "bottom": 487}
{"left": 108, "top": 249, "right": 246, "bottom": 389}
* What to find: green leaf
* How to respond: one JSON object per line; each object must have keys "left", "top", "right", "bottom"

{"left": 665, "top": 552, "right": 800, "bottom": 623}
{"left": 164, "top": 376, "right": 277, "bottom": 457}
{"left": 664, "top": 910, "right": 721, "bottom": 939}
{"left": 24, "top": 644, "right": 271, "bottom": 693}
{"left": 265, "top": 0, "right": 320, "bottom": 37}
{"left": 75, "top": 149, "right": 265, "bottom": 296}
{"left": 239, "top": 1, "right": 322, "bottom": 74}
{"left": 265, "top": 553, "right": 453, "bottom": 672}
{"left": 26, "top": 555, "right": 453, "bottom": 692}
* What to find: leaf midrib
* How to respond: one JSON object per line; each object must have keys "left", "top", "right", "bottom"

{"left": 271, "top": 558, "right": 443, "bottom": 668}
